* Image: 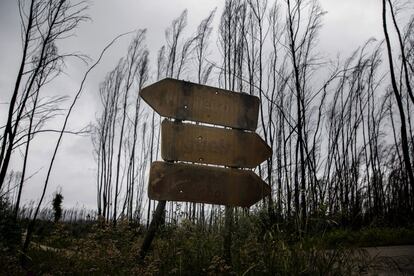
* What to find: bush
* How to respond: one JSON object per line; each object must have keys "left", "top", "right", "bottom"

{"left": 0, "top": 197, "right": 22, "bottom": 251}
{"left": 52, "top": 192, "right": 63, "bottom": 223}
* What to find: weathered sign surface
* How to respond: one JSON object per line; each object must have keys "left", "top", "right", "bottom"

{"left": 140, "top": 78, "right": 260, "bottom": 131}
{"left": 148, "top": 161, "right": 271, "bottom": 207}
{"left": 161, "top": 119, "right": 271, "bottom": 168}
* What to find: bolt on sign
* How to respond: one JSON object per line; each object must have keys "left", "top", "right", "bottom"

{"left": 140, "top": 78, "right": 271, "bottom": 207}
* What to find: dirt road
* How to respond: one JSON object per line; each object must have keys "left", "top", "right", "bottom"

{"left": 362, "top": 245, "right": 414, "bottom": 275}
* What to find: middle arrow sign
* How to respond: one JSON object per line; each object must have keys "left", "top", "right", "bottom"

{"left": 161, "top": 119, "right": 271, "bottom": 168}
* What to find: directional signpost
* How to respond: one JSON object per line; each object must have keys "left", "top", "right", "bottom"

{"left": 149, "top": 161, "right": 270, "bottom": 207}
{"left": 138, "top": 78, "right": 271, "bottom": 259}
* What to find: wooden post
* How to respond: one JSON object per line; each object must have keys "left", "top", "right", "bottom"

{"left": 223, "top": 206, "right": 233, "bottom": 264}
{"left": 138, "top": 200, "right": 166, "bottom": 260}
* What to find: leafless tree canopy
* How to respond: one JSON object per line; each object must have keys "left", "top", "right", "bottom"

{"left": 2, "top": 0, "right": 414, "bottom": 238}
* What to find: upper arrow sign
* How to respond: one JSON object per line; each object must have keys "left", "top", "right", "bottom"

{"left": 161, "top": 119, "right": 271, "bottom": 168}
{"left": 140, "top": 78, "right": 260, "bottom": 131}
{"left": 148, "top": 161, "right": 270, "bottom": 207}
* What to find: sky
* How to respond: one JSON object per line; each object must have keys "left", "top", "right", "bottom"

{"left": 0, "top": 0, "right": 399, "bottom": 211}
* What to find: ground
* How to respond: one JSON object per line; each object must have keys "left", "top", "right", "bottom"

{"left": 1, "top": 218, "right": 414, "bottom": 275}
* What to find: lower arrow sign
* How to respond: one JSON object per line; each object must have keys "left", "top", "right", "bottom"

{"left": 148, "top": 161, "right": 270, "bottom": 207}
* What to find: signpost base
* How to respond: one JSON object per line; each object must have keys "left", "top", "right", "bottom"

{"left": 223, "top": 206, "right": 233, "bottom": 264}
{"left": 138, "top": 200, "right": 166, "bottom": 260}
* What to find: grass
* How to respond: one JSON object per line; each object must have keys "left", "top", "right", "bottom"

{"left": 2, "top": 212, "right": 414, "bottom": 275}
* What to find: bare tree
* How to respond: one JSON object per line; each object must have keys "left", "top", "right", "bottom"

{"left": 194, "top": 9, "right": 216, "bottom": 84}
{"left": 22, "top": 31, "right": 132, "bottom": 255}
{"left": 165, "top": 10, "right": 188, "bottom": 78}
{"left": 113, "top": 30, "right": 148, "bottom": 226}
{"left": 0, "top": 0, "right": 89, "bottom": 190}
{"left": 382, "top": 0, "right": 414, "bottom": 203}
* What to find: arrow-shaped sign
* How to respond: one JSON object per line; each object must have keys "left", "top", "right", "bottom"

{"left": 148, "top": 161, "right": 270, "bottom": 207}
{"left": 140, "top": 78, "right": 260, "bottom": 131}
{"left": 161, "top": 119, "right": 271, "bottom": 168}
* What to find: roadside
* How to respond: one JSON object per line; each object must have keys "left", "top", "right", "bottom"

{"left": 362, "top": 245, "right": 414, "bottom": 275}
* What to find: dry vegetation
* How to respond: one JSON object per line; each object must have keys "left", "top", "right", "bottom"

{"left": 2, "top": 201, "right": 413, "bottom": 275}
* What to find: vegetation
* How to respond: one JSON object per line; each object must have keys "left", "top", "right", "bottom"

{"left": 0, "top": 197, "right": 21, "bottom": 252}
{"left": 2, "top": 207, "right": 413, "bottom": 275}
{"left": 52, "top": 192, "right": 63, "bottom": 223}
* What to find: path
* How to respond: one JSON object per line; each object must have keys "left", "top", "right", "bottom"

{"left": 362, "top": 245, "right": 414, "bottom": 275}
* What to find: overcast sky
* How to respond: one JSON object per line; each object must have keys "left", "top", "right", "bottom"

{"left": 0, "top": 0, "right": 398, "bottom": 211}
